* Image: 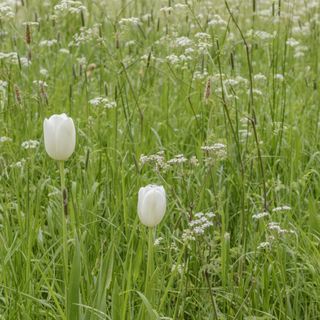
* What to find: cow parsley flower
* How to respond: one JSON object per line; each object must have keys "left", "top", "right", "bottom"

{"left": 89, "top": 97, "right": 117, "bottom": 109}
{"left": 21, "top": 140, "right": 40, "bottom": 149}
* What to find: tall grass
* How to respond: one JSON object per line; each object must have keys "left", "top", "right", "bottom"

{"left": 0, "top": 0, "right": 320, "bottom": 319}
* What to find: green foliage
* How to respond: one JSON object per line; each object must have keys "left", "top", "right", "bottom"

{"left": 0, "top": 0, "right": 320, "bottom": 319}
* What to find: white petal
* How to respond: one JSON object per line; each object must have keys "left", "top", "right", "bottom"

{"left": 55, "top": 117, "right": 76, "bottom": 160}
{"left": 139, "top": 188, "right": 166, "bottom": 227}
{"left": 48, "top": 113, "right": 67, "bottom": 128}
{"left": 138, "top": 186, "right": 147, "bottom": 217}
{"left": 43, "top": 118, "right": 57, "bottom": 159}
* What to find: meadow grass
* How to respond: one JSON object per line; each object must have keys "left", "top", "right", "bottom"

{"left": 0, "top": 0, "right": 320, "bottom": 319}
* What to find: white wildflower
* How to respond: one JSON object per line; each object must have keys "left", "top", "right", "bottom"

{"left": 0, "top": 80, "right": 8, "bottom": 90}
{"left": 33, "top": 80, "right": 48, "bottom": 88}
{"left": 272, "top": 206, "right": 291, "bottom": 212}
{"left": 54, "top": 0, "right": 87, "bottom": 16}
{"left": 286, "top": 38, "right": 299, "bottom": 47}
{"left": 22, "top": 21, "right": 39, "bottom": 26}
{"left": 160, "top": 6, "right": 173, "bottom": 14}
{"left": 89, "top": 97, "right": 117, "bottom": 109}
{"left": 167, "top": 154, "right": 188, "bottom": 165}
{"left": 254, "top": 73, "right": 267, "bottom": 82}
{"left": 154, "top": 237, "right": 163, "bottom": 246}
{"left": 39, "top": 39, "right": 58, "bottom": 47}
{"left": 182, "top": 211, "right": 215, "bottom": 243}
{"left": 0, "top": 136, "right": 12, "bottom": 143}
{"left": 175, "top": 36, "right": 193, "bottom": 47}
{"left": 274, "top": 73, "right": 284, "bottom": 81}
{"left": 252, "top": 211, "right": 269, "bottom": 220}
{"left": 59, "top": 48, "right": 70, "bottom": 54}
{"left": 10, "top": 158, "right": 26, "bottom": 168}
{"left": 119, "top": 17, "right": 140, "bottom": 26}
{"left": 257, "top": 241, "right": 271, "bottom": 250}
{"left": 166, "top": 54, "right": 180, "bottom": 65}
{"left": 0, "top": 52, "right": 18, "bottom": 64}
{"left": 40, "top": 68, "right": 49, "bottom": 77}
{"left": 174, "top": 3, "right": 187, "bottom": 10}
{"left": 20, "top": 57, "right": 31, "bottom": 67}
{"left": 21, "top": 140, "right": 40, "bottom": 149}
{"left": 171, "top": 263, "right": 184, "bottom": 274}
{"left": 189, "top": 156, "right": 199, "bottom": 167}
{"left": 0, "top": 4, "right": 15, "bottom": 20}
{"left": 208, "top": 14, "right": 227, "bottom": 27}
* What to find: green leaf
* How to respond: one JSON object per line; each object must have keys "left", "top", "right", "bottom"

{"left": 136, "top": 291, "right": 160, "bottom": 320}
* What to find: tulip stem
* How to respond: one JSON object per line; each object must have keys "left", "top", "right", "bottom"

{"left": 145, "top": 227, "right": 154, "bottom": 303}
{"left": 59, "top": 160, "right": 68, "bottom": 313}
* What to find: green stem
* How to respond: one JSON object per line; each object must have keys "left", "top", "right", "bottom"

{"left": 138, "top": 228, "right": 155, "bottom": 320}
{"left": 145, "top": 228, "right": 154, "bottom": 299}
{"left": 59, "top": 160, "right": 68, "bottom": 314}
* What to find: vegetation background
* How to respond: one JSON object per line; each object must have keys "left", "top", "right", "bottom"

{"left": 0, "top": 0, "right": 319, "bottom": 319}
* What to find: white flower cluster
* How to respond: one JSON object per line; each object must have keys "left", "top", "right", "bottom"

{"left": 254, "top": 73, "right": 267, "bottom": 82}
{"left": 10, "top": 158, "right": 26, "bottom": 168}
{"left": 40, "top": 68, "right": 49, "bottom": 77}
{"left": 140, "top": 152, "right": 200, "bottom": 171}
{"left": 222, "top": 75, "right": 248, "bottom": 87}
{"left": 166, "top": 53, "right": 192, "bottom": 67}
{"left": 154, "top": 237, "right": 163, "bottom": 246}
{"left": 268, "top": 222, "right": 295, "bottom": 235}
{"left": 252, "top": 211, "right": 269, "bottom": 220}
{"left": 0, "top": 80, "right": 8, "bottom": 91}
{"left": 174, "top": 3, "right": 187, "bottom": 10}
{"left": 89, "top": 97, "right": 117, "bottom": 109}
{"left": 0, "top": 136, "right": 12, "bottom": 143}
{"left": 201, "top": 143, "right": 227, "bottom": 159}
{"left": 247, "top": 29, "right": 275, "bottom": 42}
{"left": 140, "top": 151, "right": 168, "bottom": 171}
{"left": 195, "top": 32, "right": 212, "bottom": 54}
{"left": 171, "top": 263, "right": 184, "bottom": 274}
{"left": 70, "top": 25, "right": 101, "bottom": 47}
{"left": 22, "top": 21, "right": 39, "bottom": 26}
{"left": 0, "top": 52, "right": 18, "bottom": 64}
{"left": 274, "top": 74, "right": 284, "bottom": 81}
{"left": 54, "top": 0, "right": 87, "bottom": 16}
{"left": 182, "top": 212, "right": 215, "bottom": 242}
{"left": 0, "top": 3, "right": 15, "bottom": 20}
{"left": 257, "top": 241, "right": 272, "bottom": 250}
{"left": 193, "top": 70, "right": 208, "bottom": 80}
{"left": 257, "top": 220, "right": 296, "bottom": 251}
{"left": 119, "top": 17, "right": 140, "bottom": 27}
{"left": 21, "top": 140, "right": 40, "bottom": 149}
{"left": 160, "top": 6, "right": 173, "bottom": 14}
{"left": 272, "top": 206, "right": 291, "bottom": 212}
{"left": 174, "top": 36, "right": 193, "bottom": 48}
{"left": 33, "top": 80, "right": 48, "bottom": 88}
{"left": 167, "top": 154, "right": 188, "bottom": 165}
{"left": 208, "top": 14, "right": 227, "bottom": 27}
{"left": 39, "top": 39, "right": 58, "bottom": 47}
{"left": 286, "top": 38, "right": 300, "bottom": 47}
{"left": 20, "top": 57, "right": 31, "bottom": 67}
{"left": 59, "top": 48, "right": 70, "bottom": 54}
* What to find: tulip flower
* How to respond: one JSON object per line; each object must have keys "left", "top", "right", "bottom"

{"left": 43, "top": 113, "right": 76, "bottom": 161}
{"left": 138, "top": 184, "right": 166, "bottom": 227}
{"left": 43, "top": 113, "right": 76, "bottom": 314}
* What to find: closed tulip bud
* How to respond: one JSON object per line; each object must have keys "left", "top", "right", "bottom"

{"left": 43, "top": 113, "right": 76, "bottom": 161}
{"left": 138, "top": 185, "right": 166, "bottom": 227}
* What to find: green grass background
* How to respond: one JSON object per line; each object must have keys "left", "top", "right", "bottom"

{"left": 0, "top": 0, "right": 320, "bottom": 319}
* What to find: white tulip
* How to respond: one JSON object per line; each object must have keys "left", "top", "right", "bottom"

{"left": 43, "top": 113, "right": 76, "bottom": 161}
{"left": 138, "top": 185, "right": 166, "bottom": 227}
